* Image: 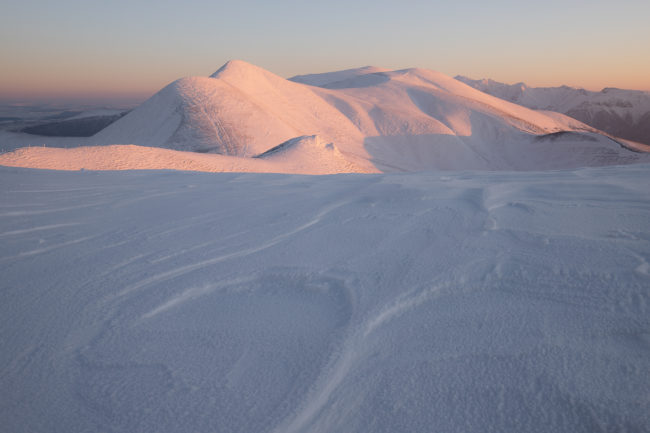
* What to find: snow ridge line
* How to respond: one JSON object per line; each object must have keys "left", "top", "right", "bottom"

{"left": 140, "top": 276, "right": 258, "bottom": 320}
{"left": 275, "top": 282, "right": 451, "bottom": 433}
{"left": 114, "top": 200, "right": 349, "bottom": 299}
{"left": 0, "top": 202, "right": 103, "bottom": 217}
{"left": 0, "top": 235, "right": 98, "bottom": 261}
{"left": 0, "top": 222, "right": 81, "bottom": 237}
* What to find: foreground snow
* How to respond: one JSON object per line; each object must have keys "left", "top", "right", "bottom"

{"left": 1, "top": 165, "right": 649, "bottom": 432}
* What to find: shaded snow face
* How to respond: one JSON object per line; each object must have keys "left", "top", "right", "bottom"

{"left": 456, "top": 75, "right": 650, "bottom": 146}
{"left": 2, "top": 165, "right": 650, "bottom": 432}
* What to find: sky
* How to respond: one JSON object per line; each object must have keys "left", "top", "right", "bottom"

{"left": 1, "top": 0, "right": 649, "bottom": 104}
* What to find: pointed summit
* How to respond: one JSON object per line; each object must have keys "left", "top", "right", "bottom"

{"left": 210, "top": 59, "right": 264, "bottom": 78}
{"left": 208, "top": 59, "right": 295, "bottom": 96}
{"left": 209, "top": 59, "right": 289, "bottom": 88}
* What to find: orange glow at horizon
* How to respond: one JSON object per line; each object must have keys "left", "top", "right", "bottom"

{"left": 0, "top": 67, "right": 171, "bottom": 102}
{"left": 2, "top": 61, "right": 649, "bottom": 104}
{"left": 2, "top": 0, "right": 648, "bottom": 103}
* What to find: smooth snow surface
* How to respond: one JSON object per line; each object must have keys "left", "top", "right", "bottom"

{"left": 1, "top": 165, "right": 649, "bottom": 433}
{"left": 2, "top": 60, "right": 641, "bottom": 174}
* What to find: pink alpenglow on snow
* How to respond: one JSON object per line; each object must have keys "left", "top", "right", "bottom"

{"left": 2, "top": 61, "right": 649, "bottom": 174}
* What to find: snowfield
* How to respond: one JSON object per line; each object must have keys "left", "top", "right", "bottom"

{"left": 1, "top": 164, "right": 649, "bottom": 433}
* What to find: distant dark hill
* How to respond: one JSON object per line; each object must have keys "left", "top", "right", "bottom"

{"left": 22, "top": 112, "right": 128, "bottom": 137}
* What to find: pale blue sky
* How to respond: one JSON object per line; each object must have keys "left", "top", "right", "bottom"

{"left": 2, "top": 0, "right": 649, "bottom": 102}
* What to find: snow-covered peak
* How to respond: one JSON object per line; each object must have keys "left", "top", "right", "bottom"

{"left": 209, "top": 59, "right": 294, "bottom": 92}
{"left": 210, "top": 59, "right": 265, "bottom": 78}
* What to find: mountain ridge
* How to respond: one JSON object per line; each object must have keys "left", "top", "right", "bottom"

{"left": 456, "top": 75, "right": 650, "bottom": 146}
{"left": 2, "top": 60, "right": 649, "bottom": 173}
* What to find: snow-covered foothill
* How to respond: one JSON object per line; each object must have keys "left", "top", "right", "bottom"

{"left": 0, "top": 139, "right": 363, "bottom": 174}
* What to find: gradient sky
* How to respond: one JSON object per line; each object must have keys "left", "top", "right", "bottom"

{"left": 2, "top": 0, "right": 649, "bottom": 103}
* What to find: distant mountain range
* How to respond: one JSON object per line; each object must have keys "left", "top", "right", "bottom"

{"left": 1, "top": 61, "right": 649, "bottom": 173}
{"left": 455, "top": 76, "right": 650, "bottom": 146}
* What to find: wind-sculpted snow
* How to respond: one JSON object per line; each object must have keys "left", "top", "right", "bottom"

{"left": 1, "top": 165, "right": 649, "bottom": 433}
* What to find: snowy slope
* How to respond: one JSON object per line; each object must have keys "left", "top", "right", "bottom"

{"left": 1, "top": 164, "right": 649, "bottom": 433}
{"left": 456, "top": 76, "right": 650, "bottom": 145}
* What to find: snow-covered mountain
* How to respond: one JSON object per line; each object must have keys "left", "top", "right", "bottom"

{"left": 89, "top": 60, "right": 649, "bottom": 171}
{"left": 455, "top": 76, "right": 650, "bottom": 146}
{"left": 2, "top": 60, "right": 650, "bottom": 173}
